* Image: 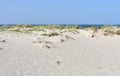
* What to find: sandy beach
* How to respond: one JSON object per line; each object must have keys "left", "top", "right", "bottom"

{"left": 0, "top": 26, "right": 120, "bottom": 76}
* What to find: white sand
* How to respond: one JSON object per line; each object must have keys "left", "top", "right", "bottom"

{"left": 0, "top": 30, "right": 120, "bottom": 76}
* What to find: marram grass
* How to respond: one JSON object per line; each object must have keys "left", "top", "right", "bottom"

{"left": 1, "top": 24, "right": 120, "bottom": 34}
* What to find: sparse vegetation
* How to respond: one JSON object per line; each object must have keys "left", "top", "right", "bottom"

{"left": 101, "top": 25, "right": 114, "bottom": 32}
{"left": 16, "top": 24, "right": 25, "bottom": 28}
{"left": 116, "top": 30, "right": 120, "bottom": 35}
{"left": 1, "top": 24, "right": 120, "bottom": 37}
{"left": 48, "top": 32, "right": 59, "bottom": 37}
{"left": 2, "top": 25, "right": 12, "bottom": 29}
{"left": 100, "top": 25, "right": 116, "bottom": 36}
{"left": 103, "top": 30, "right": 115, "bottom": 36}
{"left": 11, "top": 28, "right": 21, "bottom": 32}
{"left": 64, "top": 25, "right": 79, "bottom": 34}
{"left": 0, "top": 24, "right": 80, "bottom": 32}
{"left": 90, "top": 26, "right": 98, "bottom": 33}
{"left": 42, "top": 32, "right": 59, "bottom": 37}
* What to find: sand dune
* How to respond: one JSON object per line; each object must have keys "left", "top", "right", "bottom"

{"left": 0, "top": 28, "right": 120, "bottom": 76}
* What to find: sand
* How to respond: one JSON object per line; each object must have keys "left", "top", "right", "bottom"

{"left": 0, "top": 29, "right": 120, "bottom": 76}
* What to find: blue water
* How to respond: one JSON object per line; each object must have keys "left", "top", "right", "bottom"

{"left": 0, "top": 24, "right": 120, "bottom": 28}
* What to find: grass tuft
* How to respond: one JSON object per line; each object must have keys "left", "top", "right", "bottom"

{"left": 41, "top": 32, "right": 59, "bottom": 37}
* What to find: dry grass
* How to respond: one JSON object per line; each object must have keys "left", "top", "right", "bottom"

{"left": 115, "top": 30, "right": 120, "bottom": 35}
{"left": 41, "top": 32, "right": 59, "bottom": 37}
{"left": 90, "top": 26, "right": 98, "bottom": 33}
{"left": 2, "top": 25, "right": 120, "bottom": 36}
{"left": 64, "top": 25, "right": 79, "bottom": 34}
{"left": 101, "top": 25, "right": 114, "bottom": 32}
{"left": 100, "top": 25, "right": 116, "bottom": 36}
{"left": 0, "top": 25, "right": 80, "bottom": 32}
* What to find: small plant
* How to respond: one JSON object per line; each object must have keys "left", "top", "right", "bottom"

{"left": 25, "top": 25, "right": 33, "bottom": 28}
{"left": 116, "top": 30, "right": 120, "bottom": 35}
{"left": 68, "top": 29, "right": 79, "bottom": 34}
{"left": 2, "top": 25, "right": 12, "bottom": 30}
{"left": 101, "top": 25, "right": 114, "bottom": 32}
{"left": 64, "top": 25, "right": 79, "bottom": 34}
{"left": 41, "top": 32, "right": 59, "bottom": 37}
{"left": 11, "top": 29, "right": 21, "bottom": 32}
{"left": 41, "top": 34, "right": 49, "bottom": 36}
{"left": 46, "top": 25, "right": 62, "bottom": 29}
{"left": 90, "top": 26, "right": 98, "bottom": 33}
{"left": 16, "top": 24, "right": 25, "bottom": 28}
{"left": 100, "top": 25, "right": 116, "bottom": 36}
{"left": 103, "top": 30, "right": 115, "bottom": 36}
{"left": 65, "top": 25, "right": 79, "bottom": 29}
{"left": 49, "top": 32, "right": 59, "bottom": 37}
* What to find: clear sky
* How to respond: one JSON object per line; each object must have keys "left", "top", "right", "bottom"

{"left": 0, "top": 0, "right": 120, "bottom": 24}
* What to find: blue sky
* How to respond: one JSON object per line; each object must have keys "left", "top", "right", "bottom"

{"left": 0, "top": 0, "right": 120, "bottom": 24}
